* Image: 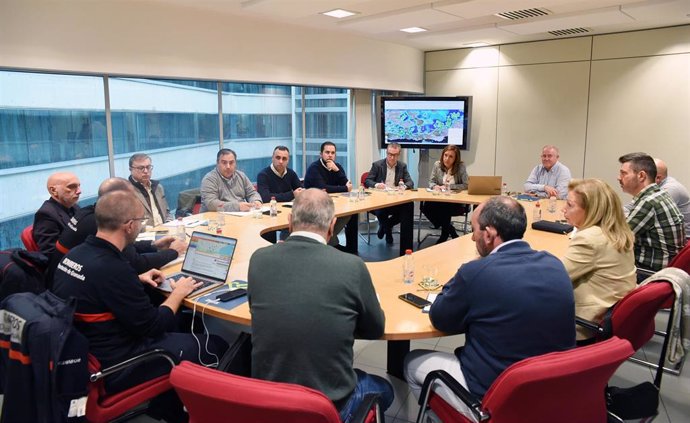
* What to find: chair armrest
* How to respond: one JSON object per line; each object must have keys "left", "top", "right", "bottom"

{"left": 575, "top": 316, "right": 604, "bottom": 334}
{"left": 90, "top": 349, "right": 176, "bottom": 382}
{"left": 418, "top": 370, "right": 489, "bottom": 422}
{"left": 350, "top": 393, "right": 381, "bottom": 423}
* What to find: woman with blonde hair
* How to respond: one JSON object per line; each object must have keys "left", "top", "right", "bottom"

{"left": 422, "top": 145, "right": 469, "bottom": 243}
{"left": 562, "top": 178, "right": 636, "bottom": 342}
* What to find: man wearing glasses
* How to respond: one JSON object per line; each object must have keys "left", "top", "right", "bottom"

{"left": 128, "top": 153, "right": 171, "bottom": 227}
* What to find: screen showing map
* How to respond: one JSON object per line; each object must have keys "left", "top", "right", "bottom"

{"left": 181, "top": 232, "right": 236, "bottom": 280}
{"left": 381, "top": 97, "right": 471, "bottom": 150}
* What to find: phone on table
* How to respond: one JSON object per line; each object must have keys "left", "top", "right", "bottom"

{"left": 398, "top": 293, "right": 431, "bottom": 309}
{"left": 216, "top": 289, "right": 247, "bottom": 302}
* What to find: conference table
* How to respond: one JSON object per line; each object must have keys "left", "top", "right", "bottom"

{"left": 164, "top": 189, "right": 571, "bottom": 378}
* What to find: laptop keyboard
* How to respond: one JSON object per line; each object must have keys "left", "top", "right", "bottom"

{"left": 168, "top": 274, "right": 219, "bottom": 295}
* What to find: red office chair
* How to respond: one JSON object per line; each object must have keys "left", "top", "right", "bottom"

{"left": 170, "top": 360, "right": 382, "bottom": 423}
{"left": 576, "top": 280, "right": 675, "bottom": 387}
{"left": 86, "top": 349, "right": 176, "bottom": 423}
{"left": 20, "top": 225, "right": 40, "bottom": 252}
{"left": 416, "top": 337, "right": 634, "bottom": 423}
{"left": 668, "top": 240, "right": 690, "bottom": 273}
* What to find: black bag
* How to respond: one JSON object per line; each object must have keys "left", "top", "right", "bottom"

{"left": 606, "top": 382, "right": 659, "bottom": 419}
{"left": 217, "top": 331, "right": 252, "bottom": 376}
{"left": 531, "top": 220, "right": 574, "bottom": 234}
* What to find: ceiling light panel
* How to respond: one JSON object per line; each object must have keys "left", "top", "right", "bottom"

{"left": 339, "top": 7, "right": 461, "bottom": 33}
{"left": 322, "top": 9, "right": 357, "bottom": 19}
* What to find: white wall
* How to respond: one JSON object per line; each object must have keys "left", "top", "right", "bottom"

{"left": 0, "top": 0, "right": 424, "bottom": 93}
{"left": 425, "top": 25, "right": 690, "bottom": 199}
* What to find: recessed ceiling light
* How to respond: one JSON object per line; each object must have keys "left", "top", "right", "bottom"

{"left": 322, "top": 9, "right": 357, "bottom": 19}
{"left": 400, "top": 27, "right": 427, "bottom": 33}
{"left": 463, "top": 42, "right": 490, "bottom": 48}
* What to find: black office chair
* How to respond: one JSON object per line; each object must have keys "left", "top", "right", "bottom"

{"left": 416, "top": 202, "right": 472, "bottom": 247}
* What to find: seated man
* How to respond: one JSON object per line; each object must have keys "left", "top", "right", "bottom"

{"left": 256, "top": 145, "right": 303, "bottom": 203}
{"left": 304, "top": 141, "right": 355, "bottom": 251}
{"left": 53, "top": 190, "right": 227, "bottom": 423}
{"left": 200, "top": 148, "right": 262, "bottom": 212}
{"left": 248, "top": 189, "right": 393, "bottom": 422}
{"left": 405, "top": 196, "right": 575, "bottom": 420}
{"left": 655, "top": 158, "right": 690, "bottom": 242}
{"left": 524, "top": 145, "right": 571, "bottom": 199}
{"left": 364, "top": 143, "right": 414, "bottom": 252}
{"left": 128, "top": 153, "right": 172, "bottom": 227}
{"left": 618, "top": 152, "right": 685, "bottom": 272}
{"left": 33, "top": 172, "right": 82, "bottom": 256}
{"left": 48, "top": 178, "right": 185, "bottom": 285}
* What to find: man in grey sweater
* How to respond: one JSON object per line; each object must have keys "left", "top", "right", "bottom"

{"left": 200, "top": 148, "right": 262, "bottom": 212}
{"left": 248, "top": 188, "right": 394, "bottom": 422}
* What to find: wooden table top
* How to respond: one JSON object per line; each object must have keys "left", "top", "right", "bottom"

{"left": 163, "top": 192, "right": 570, "bottom": 340}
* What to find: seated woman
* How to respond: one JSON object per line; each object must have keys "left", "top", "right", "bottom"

{"left": 562, "top": 178, "right": 637, "bottom": 343}
{"left": 422, "top": 145, "right": 469, "bottom": 244}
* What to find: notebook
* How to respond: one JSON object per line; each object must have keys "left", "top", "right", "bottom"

{"left": 467, "top": 176, "right": 502, "bottom": 195}
{"left": 157, "top": 231, "right": 237, "bottom": 297}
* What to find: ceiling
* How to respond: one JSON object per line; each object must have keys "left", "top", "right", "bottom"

{"left": 156, "top": 0, "right": 690, "bottom": 51}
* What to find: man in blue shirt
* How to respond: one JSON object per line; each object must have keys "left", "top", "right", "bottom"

{"left": 404, "top": 196, "right": 575, "bottom": 420}
{"left": 524, "top": 145, "right": 571, "bottom": 199}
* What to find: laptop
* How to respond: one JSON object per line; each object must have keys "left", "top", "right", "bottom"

{"left": 467, "top": 176, "right": 503, "bottom": 195}
{"left": 157, "top": 231, "right": 237, "bottom": 297}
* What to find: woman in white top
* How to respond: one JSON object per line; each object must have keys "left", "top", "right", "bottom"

{"left": 422, "top": 145, "right": 469, "bottom": 244}
{"left": 562, "top": 178, "right": 637, "bottom": 342}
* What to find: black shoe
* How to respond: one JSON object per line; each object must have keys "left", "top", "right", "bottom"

{"left": 448, "top": 225, "right": 459, "bottom": 239}
{"left": 377, "top": 224, "right": 386, "bottom": 240}
{"left": 436, "top": 229, "right": 449, "bottom": 244}
{"left": 385, "top": 231, "right": 394, "bottom": 244}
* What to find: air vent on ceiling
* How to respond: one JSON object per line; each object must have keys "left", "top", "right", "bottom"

{"left": 548, "top": 27, "right": 591, "bottom": 37}
{"left": 495, "top": 8, "right": 551, "bottom": 20}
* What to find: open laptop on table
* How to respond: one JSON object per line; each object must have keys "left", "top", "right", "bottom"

{"left": 157, "top": 231, "right": 237, "bottom": 297}
{"left": 467, "top": 176, "right": 502, "bottom": 195}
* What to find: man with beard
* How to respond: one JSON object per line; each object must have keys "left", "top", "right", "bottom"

{"left": 404, "top": 196, "right": 575, "bottom": 421}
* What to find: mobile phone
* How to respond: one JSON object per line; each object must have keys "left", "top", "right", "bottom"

{"left": 398, "top": 293, "right": 431, "bottom": 309}
{"left": 216, "top": 289, "right": 247, "bottom": 302}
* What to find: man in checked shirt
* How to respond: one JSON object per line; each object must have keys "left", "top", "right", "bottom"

{"left": 618, "top": 152, "right": 685, "bottom": 275}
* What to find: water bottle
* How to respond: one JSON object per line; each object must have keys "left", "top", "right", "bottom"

{"left": 175, "top": 217, "right": 186, "bottom": 241}
{"left": 548, "top": 196, "right": 557, "bottom": 213}
{"left": 502, "top": 182, "right": 509, "bottom": 196}
{"left": 358, "top": 185, "right": 365, "bottom": 201}
{"left": 533, "top": 202, "right": 542, "bottom": 222}
{"left": 398, "top": 179, "right": 406, "bottom": 195}
{"left": 269, "top": 196, "right": 278, "bottom": 217}
{"left": 403, "top": 249, "right": 415, "bottom": 285}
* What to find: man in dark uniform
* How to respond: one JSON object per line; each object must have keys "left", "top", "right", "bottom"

{"left": 33, "top": 172, "right": 82, "bottom": 256}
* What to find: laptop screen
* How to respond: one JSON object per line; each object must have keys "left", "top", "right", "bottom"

{"left": 180, "top": 231, "right": 237, "bottom": 281}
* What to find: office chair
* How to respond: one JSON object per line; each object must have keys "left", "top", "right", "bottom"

{"left": 358, "top": 172, "right": 378, "bottom": 244}
{"left": 576, "top": 279, "right": 676, "bottom": 386}
{"left": 170, "top": 360, "right": 383, "bottom": 423}
{"left": 416, "top": 337, "right": 634, "bottom": 423}
{"left": 86, "top": 349, "right": 176, "bottom": 423}
{"left": 668, "top": 241, "right": 690, "bottom": 273}
{"left": 20, "top": 225, "right": 40, "bottom": 252}
{"left": 416, "top": 202, "right": 471, "bottom": 247}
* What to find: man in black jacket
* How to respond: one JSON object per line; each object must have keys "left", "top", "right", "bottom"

{"left": 33, "top": 172, "right": 82, "bottom": 256}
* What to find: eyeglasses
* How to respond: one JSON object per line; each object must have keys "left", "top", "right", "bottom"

{"left": 131, "top": 165, "right": 154, "bottom": 172}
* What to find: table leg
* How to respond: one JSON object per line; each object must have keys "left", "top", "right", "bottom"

{"left": 345, "top": 214, "right": 359, "bottom": 255}
{"left": 387, "top": 339, "right": 411, "bottom": 380}
{"left": 399, "top": 202, "right": 414, "bottom": 256}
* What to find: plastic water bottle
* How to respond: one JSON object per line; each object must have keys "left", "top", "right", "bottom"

{"left": 269, "top": 196, "right": 278, "bottom": 217}
{"left": 358, "top": 185, "right": 365, "bottom": 201}
{"left": 533, "top": 202, "right": 542, "bottom": 222}
{"left": 403, "top": 249, "right": 415, "bottom": 285}
{"left": 398, "top": 179, "right": 406, "bottom": 195}
{"left": 175, "top": 217, "right": 186, "bottom": 241}
{"left": 502, "top": 183, "right": 509, "bottom": 196}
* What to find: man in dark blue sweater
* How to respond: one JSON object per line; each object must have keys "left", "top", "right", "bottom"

{"left": 404, "top": 196, "right": 575, "bottom": 420}
{"left": 256, "top": 145, "right": 303, "bottom": 203}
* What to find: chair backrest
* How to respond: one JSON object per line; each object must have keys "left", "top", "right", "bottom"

{"left": 170, "top": 360, "right": 342, "bottom": 423}
{"left": 360, "top": 172, "right": 369, "bottom": 187}
{"left": 479, "top": 337, "right": 633, "bottom": 423}
{"left": 20, "top": 225, "right": 39, "bottom": 252}
{"left": 610, "top": 281, "right": 675, "bottom": 351}
{"left": 669, "top": 241, "right": 690, "bottom": 273}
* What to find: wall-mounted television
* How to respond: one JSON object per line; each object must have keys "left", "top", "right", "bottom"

{"left": 380, "top": 96, "right": 472, "bottom": 150}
